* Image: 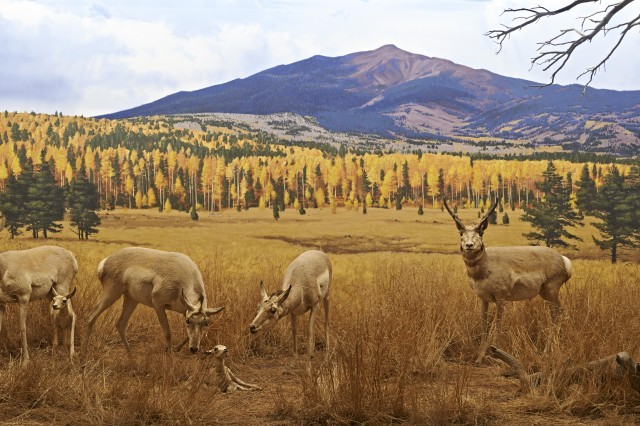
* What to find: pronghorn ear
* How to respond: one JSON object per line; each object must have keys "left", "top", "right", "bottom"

{"left": 259, "top": 280, "right": 269, "bottom": 301}
{"left": 203, "top": 306, "right": 225, "bottom": 316}
{"left": 180, "top": 290, "right": 197, "bottom": 312}
{"left": 277, "top": 286, "right": 292, "bottom": 304}
{"left": 197, "top": 294, "right": 205, "bottom": 311}
{"left": 67, "top": 287, "right": 77, "bottom": 299}
{"left": 51, "top": 287, "right": 59, "bottom": 297}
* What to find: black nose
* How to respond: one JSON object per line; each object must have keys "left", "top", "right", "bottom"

{"left": 466, "top": 243, "right": 473, "bottom": 248}
{"left": 249, "top": 325, "right": 257, "bottom": 333}
{"left": 190, "top": 347, "right": 198, "bottom": 353}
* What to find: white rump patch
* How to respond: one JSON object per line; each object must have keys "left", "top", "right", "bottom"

{"left": 316, "top": 269, "right": 331, "bottom": 297}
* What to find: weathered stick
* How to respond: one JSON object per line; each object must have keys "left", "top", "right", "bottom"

{"left": 488, "top": 346, "right": 640, "bottom": 392}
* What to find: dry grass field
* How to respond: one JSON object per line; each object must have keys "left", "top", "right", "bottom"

{"left": 0, "top": 206, "right": 639, "bottom": 425}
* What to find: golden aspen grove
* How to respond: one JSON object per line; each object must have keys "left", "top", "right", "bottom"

{"left": 0, "top": 111, "right": 628, "bottom": 214}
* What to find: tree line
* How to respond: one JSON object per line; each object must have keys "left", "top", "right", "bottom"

{"left": 498, "top": 160, "right": 639, "bottom": 263}
{"left": 0, "top": 148, "right": 100, "bottom": 240}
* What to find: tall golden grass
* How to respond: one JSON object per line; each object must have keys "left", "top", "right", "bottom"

{"left": 0, "top": 206, "right": 638, "bottom": 424}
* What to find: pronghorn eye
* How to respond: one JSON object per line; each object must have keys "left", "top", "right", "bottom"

{"left": 186, "top": 318, "right": 190, "bottom": 324}
{"left": 269, "top": 306, "right": 277, "bottom": 314}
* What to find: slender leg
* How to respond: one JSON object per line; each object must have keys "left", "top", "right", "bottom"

{"left": 18, "top": 301, "right": 29, "bottom": 364}
{"left": 116, "top": 295, "right": 139, "bottom": 355}
{"left": 475, "top": 300, "right": 491, "bottom": 364}
{"left": 51, "top": 317, "right": 59, "bottom": 356}
{"left": 69, "top": 314, "right": 76, "bottom": 360}
{"left": 290, "top": 314, "right": 298, "bottom": 355}
{"left": 307, "top": 306, "right": 318, "bottom": 357}
{"left": 62, "top": 327, "right": 69, "bottom": 355}
{"left": 81, "top": 290, "right": 123, "bottom": 363}
{"left": 323, "top": 297, "right": 330, "bottom": 353}
{"left": 0, "top": 303, "right": 5, "bottom": 334}
{"left": 154, "top": 306, "right": 172, "bottom": 352}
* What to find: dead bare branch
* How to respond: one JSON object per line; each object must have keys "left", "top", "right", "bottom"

{"left": 488, "top": 346, "right": 640, "bottom": 393}
{"left": 486, "top": 0, "right": 639, "bottom": 92}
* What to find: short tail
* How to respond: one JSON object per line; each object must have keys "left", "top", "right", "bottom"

{"left": 96, "top": 258, "right": 107, "bottom": 281}
{"left": 562, "top": 255, "right": 572, "bottom": 280}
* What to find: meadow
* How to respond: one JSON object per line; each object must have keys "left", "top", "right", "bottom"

{"left": 0, "top": 206, "right": 638, "bottom": 425}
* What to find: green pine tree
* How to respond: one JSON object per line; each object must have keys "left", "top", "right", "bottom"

{"left": 273, "top": 203, "right": 280, "bottom": 220}
{"left": 575, "top": 163, "right": 598, "bottom": 215}
{"left": 66, "top": 161, "right": 101, "bottom": 239}
{"left": 0, "top": 173, "right": 25, "bottom": 238}
{"left": 591, "top": 165, "right": 637, "bottom": 263}
{"left": 521, "top": 161, "right": 583, "bottom": 248}
{"left": 191, "top": 204, "right": 199, "bottom": 221}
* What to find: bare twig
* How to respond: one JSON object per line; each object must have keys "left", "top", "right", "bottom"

{"left": 486, "top": 0, "right": 639, "bottom": 92}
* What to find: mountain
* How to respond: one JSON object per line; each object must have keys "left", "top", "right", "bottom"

{"left": 104, "top": 45, "right": 640, "bottom": 154}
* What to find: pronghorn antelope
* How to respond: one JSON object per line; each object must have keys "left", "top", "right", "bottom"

{"left": 50, "top": 286, "right": 77, "bottom": 360}
{"left": 206, "top": 344, "right": 261, "bottom": 392}
{"left": 249, "top": 250, "right": 332, "bottom": 357}
{"left": 81, "top": 247, "right": 224, "bottom": 361}
{"left": 443, "top": 197, "right": 572, "bottom": 364}
{"left": 0, "top": 246, "right": 78, "bottom": 364}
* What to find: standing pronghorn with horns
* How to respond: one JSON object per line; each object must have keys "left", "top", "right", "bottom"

{"left": 443, "top": 197, "right": 572, "bottom": 364}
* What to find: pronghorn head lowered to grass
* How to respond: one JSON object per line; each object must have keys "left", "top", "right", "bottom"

{"left": 181, "top": 291, "right": 224, "bottom": 353}
{"left": 249, "top": 282, "right": 292, "bottom": 334}
{"left": 82, "top": 247, "right": 225, "bottom": 362}
{"left": 442, "top": 197, "right": 572, "bottom": 364}
{"left": 249, "top": 250, "right": 332, "bottom": 357}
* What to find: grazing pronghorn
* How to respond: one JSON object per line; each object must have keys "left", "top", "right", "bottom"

{"left": 249, "top": 250, "right": 332, "bottom": 357}
{"left": 50, "top": 286, "right": 77, "bottom": 360}
{"left": 81, "top": 247, "right": 224, "bottom": 361}
{"left": 443, "top": 197, "right": 572, "bottom": 363}
{"left": 0, "top": 246, "right": 77, "bottom": 364}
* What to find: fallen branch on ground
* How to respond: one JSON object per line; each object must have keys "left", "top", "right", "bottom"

{"left": 488, "top": 346, "right": 640, "bottom": 392}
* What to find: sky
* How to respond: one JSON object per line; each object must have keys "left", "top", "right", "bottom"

{"left": 1, "top": 0, "right": 639, "bottom": 117}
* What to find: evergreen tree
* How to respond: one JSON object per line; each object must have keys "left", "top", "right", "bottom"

{"left": 502, "top": 212, "right": 510, "bottom": 225}
{"left": 575, "top": 163, "right": 597, "bottom": 215}
{"left": 521, "top": 161, "right": 583, "bottom": 248}
{"left": 401, "top": 160, "right": 411, "bottom": 199}
{"left": 0, "top": 173, "right": 25, "bottom": 238}
{"left": 66, "top": 161, "right": 101, "bottom": 240}
{"left": 190, "top": 204, "right": 199, "bottom": 221}
{"left": 273, "top": 203, "right": 280, "bottom": 220}
{"left": 591, "top": 165, "right": 637, "bottom": 263}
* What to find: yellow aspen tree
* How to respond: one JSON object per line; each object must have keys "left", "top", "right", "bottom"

{"left": 164, "top": 198, "right": 172, "bottom": 213}
{"left": 124, "top": 175, "right": 135, "bottom": 209}
{"left": 65, "top": 163, "right": 74, "bottom": 184}
{"left": 314, "top": 188, "right": 325, "bottom": 207}
{"left": 10, "top": 156, "right": 21, "bottom": 177}
{"left": 147, "top": 188, "right": 157, "bottom": 208}
{"left": 0, "top": 162, "right": 7, "bottom": 189}
{"left": 135, "top": 191, "right": 143, "bottom": 209}
{"left": 154, "top": 170, "right": 167, "bottom": 209}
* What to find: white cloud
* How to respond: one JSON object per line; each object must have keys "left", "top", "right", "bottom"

{"left": 0, "top": 0, "right": 638, "bottom": 117}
